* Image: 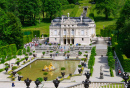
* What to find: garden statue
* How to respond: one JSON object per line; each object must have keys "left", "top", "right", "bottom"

{"left": 42, "top": 63, "right": 55, "bottom": 71}
{"left": 24, "top": 78, "right": 32, "bottom": 88}
{"left": 42, "top": 33, "right": 44, "bottom": 39}
{"left": 82, "top": 79, "right": 91, "bottom": 88}
{"left": 53, "top": 78, "right": 60, "bottom": 88}
{"left": 35, "top": 79, "right": 40, "bottom": 88}
{"left": 100, "top": 65, "right": 102, "bottom": 73}
{"left": 5, "top": 68, "right": 8, "bottom": 72}
{"left": 84, "top": 72, "right": 91, "bottom": 79}
{"left": 18, "top": 76, "right": 22, "bottom": 81}
{"left": 100, "top": 65, "right": 103, "bottom": 79}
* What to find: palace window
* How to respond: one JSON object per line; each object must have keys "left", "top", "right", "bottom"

{"left": 64, "top": 29, "right": 66, "bottom": 35}
{"left": 81, "top": 30, "right": 84, "bottom": 35}
{"left": 72, "top": 29, "right": 74, "bottom": 35}
{"left": 55, "top": 38, "right": 57, "bottom": 41}
{"left": 54, "top": 30, "right": 57, "bottom": 35}
{"left": 82, "top": 38, "right": 84, "bottom": 41}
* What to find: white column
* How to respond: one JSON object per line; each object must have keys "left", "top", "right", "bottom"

{"left": 66, "top": 29, "right": 67, "bottom": 45}
{"left": 70, "top": 29, "right": 71, "bottom": 44}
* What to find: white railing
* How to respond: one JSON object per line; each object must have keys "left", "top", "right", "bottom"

{"left": 66, "top": 81, "right": 126, "bottom": 88}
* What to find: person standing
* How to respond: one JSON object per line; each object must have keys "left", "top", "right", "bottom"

{"left": 12, "top": 82, "right": 15, "bottom": 87}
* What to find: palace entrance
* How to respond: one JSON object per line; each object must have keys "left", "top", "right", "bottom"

{"left": 72, "top": 39, "right": 74, "bottom": 44}
{"left": 63, "top": 39, "right": 74, "bottom": 45}
{"left": 64, "top": 39, "right": 66, "bottom": 44}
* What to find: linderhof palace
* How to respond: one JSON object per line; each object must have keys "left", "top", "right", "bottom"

{"left": 49, "top": 7, "right": 96, "bottom": 45}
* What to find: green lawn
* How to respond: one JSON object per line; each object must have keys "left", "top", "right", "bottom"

{"left": 62, "top": 8, "right": 74, "bottom": 16}
{"left": 22, "top": 18, "right": 51, "bottom": 35}
{"left": 22, "top": 0, "right": 117, "bottom": 36}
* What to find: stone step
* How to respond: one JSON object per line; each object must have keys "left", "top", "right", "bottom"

{"left": 96, "top": 49, "right": 107, "bottom": 56}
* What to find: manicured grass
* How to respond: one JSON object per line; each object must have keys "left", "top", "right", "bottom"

{"left": 22, "top": 18, "right": 51, "bottom": 35}
{"left": 62, "top": 8, "right": 74, "bottom": 16}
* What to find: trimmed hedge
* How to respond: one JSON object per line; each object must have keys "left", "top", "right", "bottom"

{"left": 110, "top": 67, "right": 114, "bottom": 77}
{"left": 88, "top": 46, "right": 96, "bottom": 76}
{"left": 27, "top": 46, "right": 30, "bottom": 52}
{"left": 0, "top": 69, "right": 4, "bottom": 72}
{"left": 107, "top": 46, "right": 115, "bottom": 69}
{"left": 90, "top": 67, "right": 93, "bottom": 76}
{"left": 22, "top": 30, "right": 40, "bottom": 44}
{"left": 12, "top": 66, "right": 18, "bottom": 70}
{"left": 100, "top": 25, "right": 116, "bottom": 37}
{"left": 111, "top": 34, "right": 117, "bottom": 47}
{"left": 115, "top": 43, "right": 130, "bottom": 72}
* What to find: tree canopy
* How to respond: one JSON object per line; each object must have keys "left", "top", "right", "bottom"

{"left": 95, "top": 0, "right": 117, "bottom": 19}
{"left": 18, "top": 0, "right": 41, "bottom": 25}
{"left": 0, "top": 8, "right": 23, "bottom": 49}
{"left": 44, "top": 0, "right": 62, "bottom": 20}
{"left": 116, "top": 0, "right": 130, "bottom": 57}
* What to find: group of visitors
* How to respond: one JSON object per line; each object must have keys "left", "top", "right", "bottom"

{"left": 115, "top": 57, "right": 122, "bottom": 75}
{"left": 50, "top": 53, "right": 58, "bottom": 59}
{"left": 24, "top": 41, "right": 39, "bottom": 48}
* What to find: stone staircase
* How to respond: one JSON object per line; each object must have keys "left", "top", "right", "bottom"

{"left": 96, "top": 49, "right": 107, "bottom": 56}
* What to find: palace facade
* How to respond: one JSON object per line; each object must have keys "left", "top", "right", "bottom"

{"left": 49, "top": 8, "right": 96, "bottom": 45}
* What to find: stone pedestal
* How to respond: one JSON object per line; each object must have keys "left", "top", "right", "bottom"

{"left": 100, "top": 72, "right": 103, "bottom": 79}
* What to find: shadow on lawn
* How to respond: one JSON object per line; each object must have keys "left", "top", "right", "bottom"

{"left": 41, "top": 18, "right": 51, "bottom": 23}
{"left": 94, "top": 16, "right": 114, "bottom": 22}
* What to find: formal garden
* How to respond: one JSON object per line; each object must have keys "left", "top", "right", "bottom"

{"left": 0, "top": 0, "right": 129, "bottom": 87}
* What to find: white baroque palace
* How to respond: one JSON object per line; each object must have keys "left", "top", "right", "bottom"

{"left": 49, "top": 8, "right": 96, "bottom": 45}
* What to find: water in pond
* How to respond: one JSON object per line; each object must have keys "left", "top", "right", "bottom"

{"left": 18, "top": 60, "right": 80, "bottom": 81}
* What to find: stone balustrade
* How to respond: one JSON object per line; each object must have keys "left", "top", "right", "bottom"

{"left": 66, "top": 81, "right": 126, "bottom": 88}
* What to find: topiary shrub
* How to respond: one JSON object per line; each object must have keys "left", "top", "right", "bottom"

{"left": 61, "top": 67, "right": 66, "bottom": 71}
{"left": 78, "top": 65, "right": 82, "bottom": 68}
{"left": 5, "top": 63, "right": 9, "bottom": 66}
{"left": 25, "top": 53, "right": 28, "bottom": 56}
{"left": 27, "top": 46, "right": 30, "bottom": 52}
{"left": 42, "top": 52, "right": 45, "bottom": 55}
{"left": 50, "top": 51, "right": 53, "bottom": 53}
{"left": 33, "top": 51, "right": 35, "bottom": 53}
{"left": 12, "top": 66, "right": 18, "bottom": 70}
{"left": 17, "top": 58, "right": 20, "bottom": 61}
{"left": 78, "top": 52, "right": 82, "bottom": 55}
{"left": 0, "top": 69, "right": 4, "bottom": 72}
{"left": 37, "top": 77, "right": 43, "bottom": 83}
{"left": 29, "top": 52, "right": 32, "bottom": 55}
{"left": 43, "top": 72, "right": 48, "bottom": 76}
{"left": 85, "top": 51, "right": 88, "bottom": 53}
{"left": 67, "top": 51, "right": 70, "bottom": 53}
